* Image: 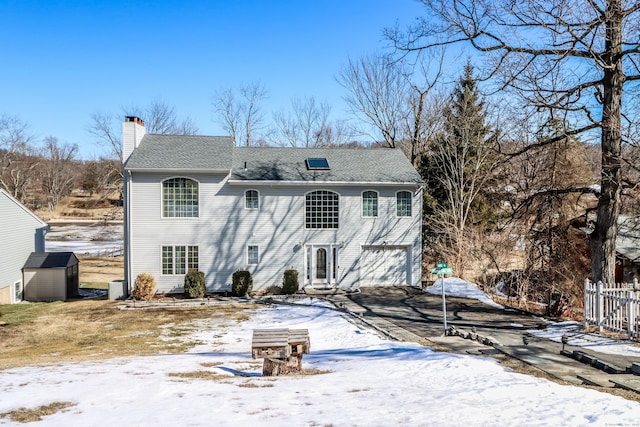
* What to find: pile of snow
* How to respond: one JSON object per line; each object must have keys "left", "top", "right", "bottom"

{"left": 425, "top": 277, "right": 503, "bottom": 308}
{"left": 1, "top": 302, "right": 638, "bottom": 426}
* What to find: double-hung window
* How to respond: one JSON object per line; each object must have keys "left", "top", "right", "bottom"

{"left": 162, "top": 178, "right": 198, "bottom": 218}
{"left": 162, "top": 245, "right": 199, "bottom": 275}
{"left": 247, "top": 245, "right": 259, "bottom": 264}
{"left": 245, "top": 189, "right": 259, "bottom": 209}
{"left": 396, "top": 191, "right": 412, "bottom": 217}
{"left": 362, "top": 191, "right": 378, "bottom": 217}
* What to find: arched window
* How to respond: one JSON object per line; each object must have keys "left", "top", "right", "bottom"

{"left": 362, "top": 190, "right": 378, "bottom": 217}
{"left": 396, "top": 191, "right": 412, "bottom": 217}
{"left": 245, "top": 189, "right": 259, "bottom": 209}
{"left": 162, "top": 178, "right": 199, "bottom": 218}
{"left": 305, "top": 190, "right": 339, "bottom": 229}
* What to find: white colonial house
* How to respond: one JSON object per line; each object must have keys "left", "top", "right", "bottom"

{"left": 122, "top": 116, "right": 423, "bottom": 294}
{"left": 0, "top": 189, "right": 48, "bottom": 304}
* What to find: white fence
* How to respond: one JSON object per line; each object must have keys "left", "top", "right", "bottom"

{"left": 584, "top": 279, "right": 640, "bottom": 339}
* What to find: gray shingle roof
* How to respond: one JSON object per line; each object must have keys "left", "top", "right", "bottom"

{"left": 124, "top": 134, "right": 422, "bottom": 184}
{"left": 124, "top": 135, "right": 234, "bottom": 171}
{"left": 23, "top": 252, "right": 79, "bottom": 269}
{"left": 231, "top": 147, "right": 422, "bottom": 184}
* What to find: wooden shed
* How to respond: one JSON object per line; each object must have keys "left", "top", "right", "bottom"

{"left": 22, "top": 252, "right": 80, "bottom": 302}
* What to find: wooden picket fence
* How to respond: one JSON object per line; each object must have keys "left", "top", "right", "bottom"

{"left": 583, "top": 279, "right": 640, "bottom": 339}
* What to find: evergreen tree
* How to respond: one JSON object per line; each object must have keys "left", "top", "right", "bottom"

{"left": 419, "top": 61, "right": 502, "bottom": 274}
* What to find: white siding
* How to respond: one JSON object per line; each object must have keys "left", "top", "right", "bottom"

{"left": 0, "top": 190, "right": 47, "bottom": 303}
{"left": 128, "top": 173, "right": 422, "bottom": 293}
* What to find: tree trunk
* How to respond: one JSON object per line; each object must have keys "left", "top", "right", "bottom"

{"left": 589, "top": 0, "right": 624, "bottom": 284}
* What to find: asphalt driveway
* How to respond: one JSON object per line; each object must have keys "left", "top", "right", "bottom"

{"left": 344, "top": 286, "right": 640, "bottom": 393}
{"left": 347, "top": 285, "right": 546, "bottom": 344}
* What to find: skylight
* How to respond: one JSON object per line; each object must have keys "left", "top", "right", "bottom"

{"left": 306, "top": 157, "right": 330, "bottom": 170}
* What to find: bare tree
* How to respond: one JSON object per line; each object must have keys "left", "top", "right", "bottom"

{"left": 338, "top": 51, "right": 444, "bottom": 164}
{"left": 0, "top": 114, "right": 39, "bottom": 203}
{"left": 271, "top": 97, "right": 332, "bottom": 147}
{"left": 505, "top": 119, "right": 595, "bottom": 306}
{"left": 89, "top": 101, "right": 199, "bottom": 199}
{"left": 40, "top": 136, "right": 78, "bottom": 211}
{"left": 338, "top": 54, "right": 408, "bottom": 149}
{"left": 88, "top": 112, "right": 122, "bottom": 162}
{"left": 388, "top": 0, "right": 640, "bottom": 283}
{"left": 313, "top": 119, "right": 359, "bottom": 147}
{"left": 82, "top": 158, "right": 120, "bottom": 198}
{"left": 131, "top": 100, "right": 199, "bottom": 135}
{"left": 213, "top": 82, "right": 269, "bottom": 146}
{"left": 89, "top": 100, "right": 200, "bottom": 163}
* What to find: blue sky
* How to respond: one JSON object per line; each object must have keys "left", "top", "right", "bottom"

{"left": 0, "top": 0, "right": 427, "bottom": 159}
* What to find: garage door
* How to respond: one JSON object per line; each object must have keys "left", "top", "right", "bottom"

{"left": 361, "top": 246, "right": 408, "bottom": 286}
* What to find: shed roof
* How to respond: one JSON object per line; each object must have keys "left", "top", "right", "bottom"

{"left": 124, "top": 134, "right": 234, "bottom": 171}
{"left": 23, "top": 252, "right": 79, "bottom": 269}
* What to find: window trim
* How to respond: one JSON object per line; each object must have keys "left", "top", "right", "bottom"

{"left": 161, "top": 176, "right": 200, "bottom": 219}
{"left": 361, "top": 190, "right": 379, "bottom": 218}
{"left": 247, "top": 245, "right": 260, "bottom": 265}
{"left": 304, "top": 189, "right": 340, "bottom": 229}
{"left": 396, "top": 190, "right": 413, "bottom": 218}
{"left": 161, "top": 244, "right": 199, "bottom": 275}
{"left": 244, "top": 189, "right": 260, "bottom": 210}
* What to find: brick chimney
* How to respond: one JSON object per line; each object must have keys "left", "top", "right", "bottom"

{"left": 122, "top": 116, "right": 146, "bottom": 163}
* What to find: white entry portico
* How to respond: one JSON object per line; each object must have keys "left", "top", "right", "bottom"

{"left": 305, "top": 244, "right": 340, "bottom": 288}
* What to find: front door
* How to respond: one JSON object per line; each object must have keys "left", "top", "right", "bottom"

{"left": 306, "top": 244, "right": 339, "bottom": 287}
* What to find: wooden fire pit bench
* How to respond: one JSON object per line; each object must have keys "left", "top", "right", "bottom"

{"left": 251, "top": 328, "right": 310, "bottom": 376}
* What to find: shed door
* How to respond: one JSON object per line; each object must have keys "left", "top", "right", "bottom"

{"left": 361, "top": 246, "right": 408, "bottom": 286}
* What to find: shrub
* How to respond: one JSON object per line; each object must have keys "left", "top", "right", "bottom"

{"left": 282, "top": 269, "right": 299, "bottom": 294}
{"left": 184, "top": 269, "right": 206, "bottom": 298}
{"left": 264, "top": 285, "right": 284, "bottom": 295}
{"left": 132, "top": 272, "right": 156, "bottom": 301}
{"left": 232, "top": 270, "right": 253, "bottom": 297}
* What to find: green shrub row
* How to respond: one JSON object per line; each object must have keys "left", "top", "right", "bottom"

{"left": 133, "top": 268, "right": 301, "bottom": 299}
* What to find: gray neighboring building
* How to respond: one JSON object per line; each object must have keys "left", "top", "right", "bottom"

{"left": 615, "top": 216, "right": 640, "bottom": 283}
{"left": 0, "top": 189, "right": 48, "bottom": 304}
{"left": 23, "top": 252, "right": 80, "bottom": 302}
{"left": 123, "top": 116, "right": 423, "bottom": 294}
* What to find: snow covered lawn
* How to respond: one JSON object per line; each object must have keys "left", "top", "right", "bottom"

{"left": 1, "top": 301, "right": 638, "bottom": 426}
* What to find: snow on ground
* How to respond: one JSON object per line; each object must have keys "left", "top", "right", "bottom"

{"left": 45, "top": 224, "right": 123, "bottom": 256}
{"left": 527, "top": 321, "right": 640, "bottom": 358}
{"left": 425, "top": 277, "right": 503, "bottom": 308}
{"left": 1, "top": 302, "right": 639, "bottom": 426}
